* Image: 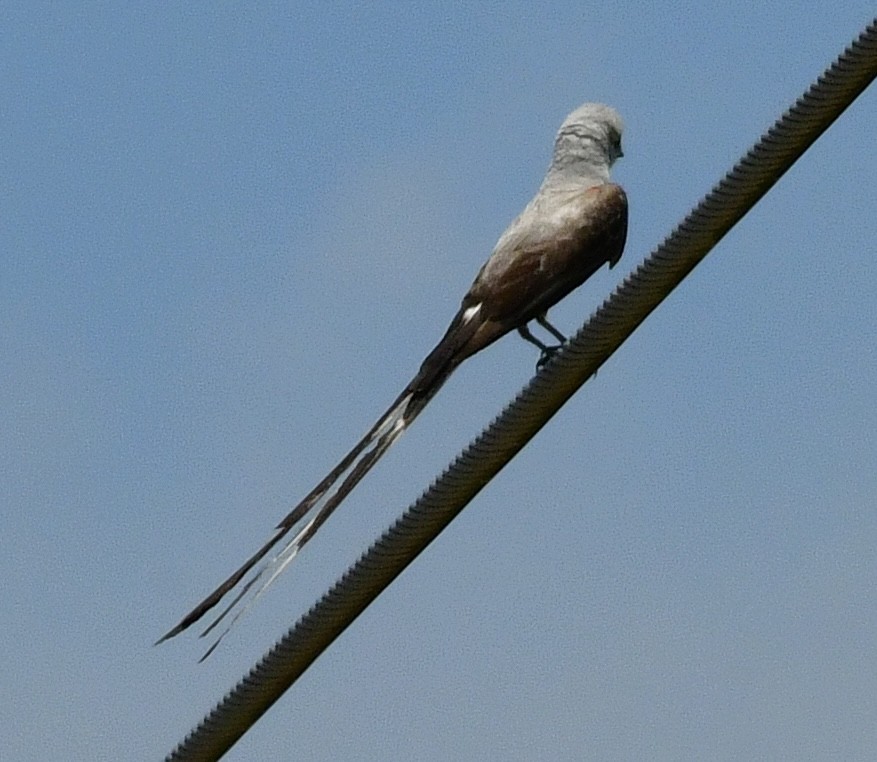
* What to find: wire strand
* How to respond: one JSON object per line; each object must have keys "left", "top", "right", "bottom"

{"left": 165, "top": 17, "right": 877, "bottom": 762}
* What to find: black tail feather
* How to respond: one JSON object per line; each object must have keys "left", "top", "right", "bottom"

{"left": 157, "top": 304, "right": 483, "bottom": 651}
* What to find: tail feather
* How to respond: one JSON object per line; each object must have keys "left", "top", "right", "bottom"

{"left": 158, "top": 303, "right": 484, "bottom": 656}
{"left": 274, "top": 389, "right": 411, "bottom": 532}
{"left": 195, "top": 408, "right": 410, "bottom": 660}
{"left": 156, "top": 390, "right": 413, "bottom": 646}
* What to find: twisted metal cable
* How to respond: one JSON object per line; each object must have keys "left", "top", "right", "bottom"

{"left": 166, "top": 18, "right": 877, "bottom": 762}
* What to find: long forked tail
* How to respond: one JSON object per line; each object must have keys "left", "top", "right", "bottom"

{"left": 156, "top": 325, "right": 469, "bottom": 657}
{"left": 157, "top": 301, "right": 485, "bottom": 658}
{"left": 156, "top": 389, "right": 407, "bottom": 656}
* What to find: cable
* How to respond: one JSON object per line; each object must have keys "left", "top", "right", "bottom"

{"left": 165, "top": 18, "right": 877, "bottom": 762}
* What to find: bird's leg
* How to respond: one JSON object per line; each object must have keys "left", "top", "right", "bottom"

{"left": 518, "top": 324, "right": 551, "bottom": 352}
{"left": 518, "top": 321, "right": 562, "bottom": 370}
{"left": 536, "top": 314, "right": 599, "bottom": 378}
{"left": 536, "top": 314, "right": 567, "bottom": 344}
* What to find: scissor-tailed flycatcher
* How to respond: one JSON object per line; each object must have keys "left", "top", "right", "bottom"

{"left": 160, "top": 102, "right": 628, "bottom": 658}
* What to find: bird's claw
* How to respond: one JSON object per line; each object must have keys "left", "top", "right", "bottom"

{"left": 536, "top": 344, "right": 562, "bottom": 370}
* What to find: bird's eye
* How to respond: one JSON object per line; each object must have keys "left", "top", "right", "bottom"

{"left": 612, "top": 134, "right": 623, "bottom": 159}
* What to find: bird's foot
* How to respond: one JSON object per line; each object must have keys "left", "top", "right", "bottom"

{"left": 536, "top": 344, "right": 563, "bottom": 370}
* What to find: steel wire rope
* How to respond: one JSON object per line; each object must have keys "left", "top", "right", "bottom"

{"left": 166, "top": 18, "right": 877, "bottom": 762}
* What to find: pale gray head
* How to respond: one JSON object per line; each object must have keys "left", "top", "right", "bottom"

{"left": 542, "top": 102, "right": 624, "bottom": 189}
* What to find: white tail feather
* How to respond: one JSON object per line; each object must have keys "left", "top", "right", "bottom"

{"left": 195, "top": 396, "right": 411, "bottom": 659}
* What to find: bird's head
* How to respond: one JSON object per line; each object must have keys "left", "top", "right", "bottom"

{"left": 545, "top": 102, "right": 624, "bottom": 187}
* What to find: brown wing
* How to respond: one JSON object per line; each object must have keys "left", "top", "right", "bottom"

{"left": 472, "top": 183, "right": 627, "bottom": 327}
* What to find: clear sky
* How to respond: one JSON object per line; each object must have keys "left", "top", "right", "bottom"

{"left": 3, "top": 4, "right": 876, "bottom": 761}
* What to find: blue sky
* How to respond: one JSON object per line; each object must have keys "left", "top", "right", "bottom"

{"left": 3, "top": 4, "right": 876, "bottom": 760}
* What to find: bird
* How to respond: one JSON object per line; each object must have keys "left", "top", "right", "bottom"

{"left": 159, "top": 102, "right": 628, "bottom": 658}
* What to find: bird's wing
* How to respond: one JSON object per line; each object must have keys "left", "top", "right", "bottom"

{"left": 470, "top": 183, "right": 628, "bottom": 327}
